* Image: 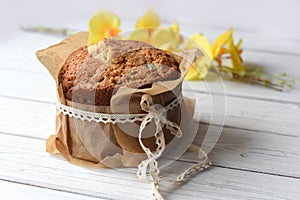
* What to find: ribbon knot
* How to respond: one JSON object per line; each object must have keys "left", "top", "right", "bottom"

{"left": 148, "top": 104, "right": 167, "bottom": 122}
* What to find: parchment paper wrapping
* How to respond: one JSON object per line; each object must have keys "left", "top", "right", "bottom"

{"left": 36, "top": 32, "right": 201, "bottom": 168}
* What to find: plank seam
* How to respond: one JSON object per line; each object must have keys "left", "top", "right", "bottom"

{"left": 212, "top": 164, "right": 300, "bottom": 180}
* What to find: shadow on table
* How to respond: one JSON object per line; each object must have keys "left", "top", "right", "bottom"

{"left": 158, "top": 121, "right": 251, "bottom": 198}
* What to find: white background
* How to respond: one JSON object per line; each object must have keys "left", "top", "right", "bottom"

{"left": 1, "top": 0, "right": 300, "bottom": 40}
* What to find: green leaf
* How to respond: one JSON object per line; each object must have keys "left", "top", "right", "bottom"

{"left": 280, "top": 72, "right": 287, "bottom": 77}
{"left": 238, "top": 71, "right": 246, "bottom": 77}
{"left": 279, "top": 79, "right": 286, "bottom": 86}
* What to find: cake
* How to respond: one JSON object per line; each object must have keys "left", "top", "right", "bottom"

{"left": 59, "top": 39, "right": 181, "bottom": 106}
{"left": 37, "top": 35, "right": 190, "bottom": 167}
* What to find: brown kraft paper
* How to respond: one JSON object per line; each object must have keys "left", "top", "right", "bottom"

{"left": 36, "top": 32, "right": 201, "bottom": 168}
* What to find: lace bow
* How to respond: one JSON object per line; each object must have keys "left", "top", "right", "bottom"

{"left": 136, "top": 94, "right": 183, "bottom": 199}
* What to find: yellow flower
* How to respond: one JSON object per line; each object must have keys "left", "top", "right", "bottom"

{"left": 126, "top": 8, "right": 159, "bottom": 46}
{"left": 135, "top": 8, "right": 160, "bottom": 28}
{"left": 213, "top": 28, "right": 245, "bottom": 72}
{"left": 127, "top": 27, "right": 182, "bottom": 51}
{"left": 127, "top": 26, "right": 182, "bottom": 51}
{"left": 185, "top": 33, "right": 213, "bottom": 59}
{"left": 127, "top": 9, "right": 182, "bottom": 51}
{"left": 150, "top": 26, "right": 182, "bottom": 51}
{"left": 184, "top": 33, "right": 213, "bottom": 79}
{"left": 88, "top": 10, "right": 121, "bottom": 45}
{"left": 126, "top": 28, "right": 152, "bottom": 43}
{"left": 184, "top": 28, "right": 245, "bottom": 80}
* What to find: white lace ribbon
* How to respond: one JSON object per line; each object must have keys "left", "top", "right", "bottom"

{"left": 136, "top": 94, "right": 185, "bottom": 200}
{"left": 137, "top": 94, "right": 182, "bottom": 183}
{"left": 56, "top": 102, "right": 145, "bottom": 124}
{"left": 176, "top": 145, "right": 211, "bottom": 182}
{"left": 56, "top": 95, "right": 210, "bottom": 200}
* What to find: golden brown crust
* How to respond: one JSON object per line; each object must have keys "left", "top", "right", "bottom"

{"left": 58, "top": 46, "right": 89, "bottom": 101}
{"left": 59, "top": 39, "right": 181, "bottom": 106}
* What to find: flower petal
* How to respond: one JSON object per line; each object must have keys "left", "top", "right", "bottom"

{"left": 185, "top": 55, "right": 212, "bottom": 80}
{"left": 236, "top": 38, "right": 243, "bottom": 50}
{"left": 184, "top": 33, "right": 213, "bottom": 59}
{"left": 171, "top": 21, "right": 180, "bottom": 33}
{"left": 125, "top": 28, "right": 151, "bottom": 43}
{"left": 88, "top": 10, "right": 121, "bottom": 45}
{"left": 212, "top": 28, "right": 233, "bottom": 57}
{"left": 88, "top": 33, "right": 103, "bottom": 46}
{"left": 185, "top": 57, "right": 210, "bottom": 80}
{"left": 184, "top": 34, "right": 213, "bottom": 79}
{"left": 135, "top": 8, "right": 160, "bottom": 28}
{"left": 185, "top": 66, "right": 201, "bottom": 80}
{"left": 228, "top": 38, "right": 245, "bottom": 72}
{"left": 150, "top": 27, "right": 181, "bottom": 50}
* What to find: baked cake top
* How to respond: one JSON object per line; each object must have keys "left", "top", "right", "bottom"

{"left": 59, "top": 39, "right": 181, "bottom": 105}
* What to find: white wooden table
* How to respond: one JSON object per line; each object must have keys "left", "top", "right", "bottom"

{"left": 1, "top": 1, "right": 300, "bottom": 199}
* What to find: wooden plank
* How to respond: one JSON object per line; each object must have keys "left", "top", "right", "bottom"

{"left": 0, "top": 97, "right": 56, "bottom": 139}
{"left": 0, "top": 96, "right": 299, "bottom": 178}
{"left": 0, "top": 69, "right": 57, "bottom": 103}
{"left": 0, "top": 133, "right": 299, "bottom": 200}
{"left": 183, "top": 90, "right": 300, "bottom": 135}
{"left": 160, "top": 160, "right": 300, "bottom": 200}
{"left": 0, "top": 180, "right": 100, "bottom": 200}
{"left": 183, "top": 78, "right": 300, "bottom": 106}
{"left": 193, "top": 124, "right": 300, "bottom": 178}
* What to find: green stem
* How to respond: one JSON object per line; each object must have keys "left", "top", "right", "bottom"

{"left": 21, "top": 26, "right": 78, "bottom": 36}
{"left": 216, "top": 66, "right": 295, "bottom": 91}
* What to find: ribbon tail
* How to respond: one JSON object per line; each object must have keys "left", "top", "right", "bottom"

{"left": 166, "top": 120, "right": 183, "bottom": 137}
{"left": 152, "top": 182, "right": 164, "bottom": 200}
{"left": 176, "top": 146, "right": 210, "bottom": 182}
{"left": 137, "top": 115, "right": 156, "bottom": 183}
